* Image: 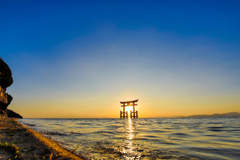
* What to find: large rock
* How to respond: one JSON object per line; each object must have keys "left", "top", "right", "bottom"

{"left": 0, "top": 57, "right": 22, "bottom": 118}
{"left": 0, "top": 58, "right": 13, "bottom": 88}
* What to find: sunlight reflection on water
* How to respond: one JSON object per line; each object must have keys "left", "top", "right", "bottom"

{"left": 19, "top": 117, "right": 240, "bottom": 160}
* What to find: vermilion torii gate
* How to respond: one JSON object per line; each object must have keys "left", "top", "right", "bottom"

{"left": 120, "top": 99, "right": 138, "bottom": 118}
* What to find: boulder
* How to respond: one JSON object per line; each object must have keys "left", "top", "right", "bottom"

{"left": 0, "top": 57, "right": 22, "bottom": 118}
{"left": 0, "top": 58, "right": 13, "bottom": 88}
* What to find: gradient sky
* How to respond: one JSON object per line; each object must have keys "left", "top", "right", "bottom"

{"left": 1, "top": 0, "right": 240, "bottom": 118}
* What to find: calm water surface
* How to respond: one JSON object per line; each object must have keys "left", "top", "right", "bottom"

{"left": 19, "top": 118, "right": 240, "bottom": 160}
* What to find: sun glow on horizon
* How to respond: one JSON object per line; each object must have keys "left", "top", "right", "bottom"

{"left": 125, "top": 106, "right": 133, "bottom": 113}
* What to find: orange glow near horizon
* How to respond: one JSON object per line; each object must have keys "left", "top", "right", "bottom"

{"left": 8, "top": 90, "right": 240, "bottom": 118}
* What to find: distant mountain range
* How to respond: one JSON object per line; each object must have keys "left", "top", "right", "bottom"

{"left": 179, "top": 112, "right": 240, "bottom": 118}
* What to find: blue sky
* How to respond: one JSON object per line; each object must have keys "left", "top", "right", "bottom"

{"left": 1, "top": 1, "right": 240, "bottom": 118}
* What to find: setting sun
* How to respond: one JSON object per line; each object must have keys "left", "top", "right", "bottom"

{"left": 125, "top": 106, "right": 133, "bottom": 113}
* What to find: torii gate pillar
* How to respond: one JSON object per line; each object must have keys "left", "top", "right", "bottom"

{"left": 120, "top": 99, "right": 138, "bottom": 118}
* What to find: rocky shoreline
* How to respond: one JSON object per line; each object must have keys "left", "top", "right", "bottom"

{"left": 0, "top": 58, "right": 84, "bottom": 159}
{"left": 0, "top": 118, "right": 83, "bottom": 160}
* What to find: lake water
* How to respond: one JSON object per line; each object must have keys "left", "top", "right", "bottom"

{"left": 18, "top": 117, "right": 240, "bottom": 160}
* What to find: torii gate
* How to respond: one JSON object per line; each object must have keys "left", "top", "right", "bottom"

{"left": 120, "top": 99, "right": 138, "bottom": 118}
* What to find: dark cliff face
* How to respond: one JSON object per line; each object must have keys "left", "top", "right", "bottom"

{"left": 0, "top": 57, "right": 22, "bottom": 118}
{"left": 0, "top": 58, "right": 13, "bottom": 88}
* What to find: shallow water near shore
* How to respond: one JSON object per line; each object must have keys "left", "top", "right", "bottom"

{"left": 19, "top": 117, "right": 240, "bottom": 160}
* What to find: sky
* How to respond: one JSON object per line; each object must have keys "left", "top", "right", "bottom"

{"left": 0, "top": 0, "right": 240, "bottom": 118}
